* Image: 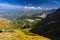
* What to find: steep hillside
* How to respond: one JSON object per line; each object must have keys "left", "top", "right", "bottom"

{"left": 0, "top": 18, "right": 50, "bottom": 40}
{"left": 30, "top": 8, "right": 60, "bottom": 40}
{"left": 0, "top": 18, "right": 13, "bottom": 30}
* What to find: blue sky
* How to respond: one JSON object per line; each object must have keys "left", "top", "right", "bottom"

{"left": 0, "top": 0, "right": 60, "bottom": 9}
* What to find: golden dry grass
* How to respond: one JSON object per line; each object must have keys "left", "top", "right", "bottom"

{"left": 0, "top": 18, "right": 12, "bottom": 30}
{"left": 0, "top": 18, "right": 50, "bottom": 40}
{"left": 0, "top": 30, "right": 48, "bottom": 40}
{"left": 15, "top": 30, "right": 50, "bottom": 40}
{"left": 0, "top": 30, "right": 50, "bottom": 40}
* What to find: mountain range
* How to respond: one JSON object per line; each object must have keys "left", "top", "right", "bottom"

{"left": 0, "top": 3, "right": 56, "bottom": 20}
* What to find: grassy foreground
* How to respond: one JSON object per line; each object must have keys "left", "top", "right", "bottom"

{"left": 0, "top": 18, "right": 50, "bottom": 40}
{"left": 0, "top": 29, "right": 49, "bottom": 40}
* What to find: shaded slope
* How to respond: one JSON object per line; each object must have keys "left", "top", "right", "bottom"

{"left": 30, "top": 8, "right": 60, "bottom": 40}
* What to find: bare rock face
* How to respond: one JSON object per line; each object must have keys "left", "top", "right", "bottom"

{"left": 30, "top": 8, "right": 60, "bottom": 40}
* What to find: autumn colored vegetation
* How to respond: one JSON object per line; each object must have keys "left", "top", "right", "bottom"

{"left": 0, "top": 18, "right": 50, "bottom": 40}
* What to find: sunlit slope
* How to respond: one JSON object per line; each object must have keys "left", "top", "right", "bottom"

{"left": 15, "top": 30, "right": 49, "bottom": 40}
{"left": 0, "top": 18, "right": 49, "bottom": 40}
{"left": 0, "top": 30, "right": 49, "bottom": 40}
{"left": 0, "top": 18, "right": 13, "bottom": 29}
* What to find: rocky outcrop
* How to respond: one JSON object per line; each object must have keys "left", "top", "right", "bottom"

{"left": 30, "top": 8, "right": 60, "bottom": 40}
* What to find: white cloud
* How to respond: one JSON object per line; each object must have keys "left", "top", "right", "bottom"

{"left": 0, "top": 3, "right": 23, "bottom": 9}
{"left": 24, "top": 6, "right": 43, "bottom": 10}
{"left": 24, "top": 6, "right": 28, "bottom": 9}
{"left": 24, "top": 6, "right": 36, "bottom": 9}
{"left": 0, "top": 3, "right": 49, "bottom": 10}
{"left": 37, "top": 7, "right": 42, "bottom": 9}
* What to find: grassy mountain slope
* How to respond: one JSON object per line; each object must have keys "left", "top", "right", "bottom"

{"left": 0, "top": 18, "right": 13, "bottom": 30}
{"left": 0, "top": 18, "right": 49, "bottom": 40}
{"left": 0, "top": 29, "right": 49, "bottom": 40}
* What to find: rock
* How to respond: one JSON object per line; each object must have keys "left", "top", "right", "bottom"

{"left": 0, "top": 30, "right": 3, "bottom": 33}
{"left": 22, "top": 25, "right": 30, "bottom": 29}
